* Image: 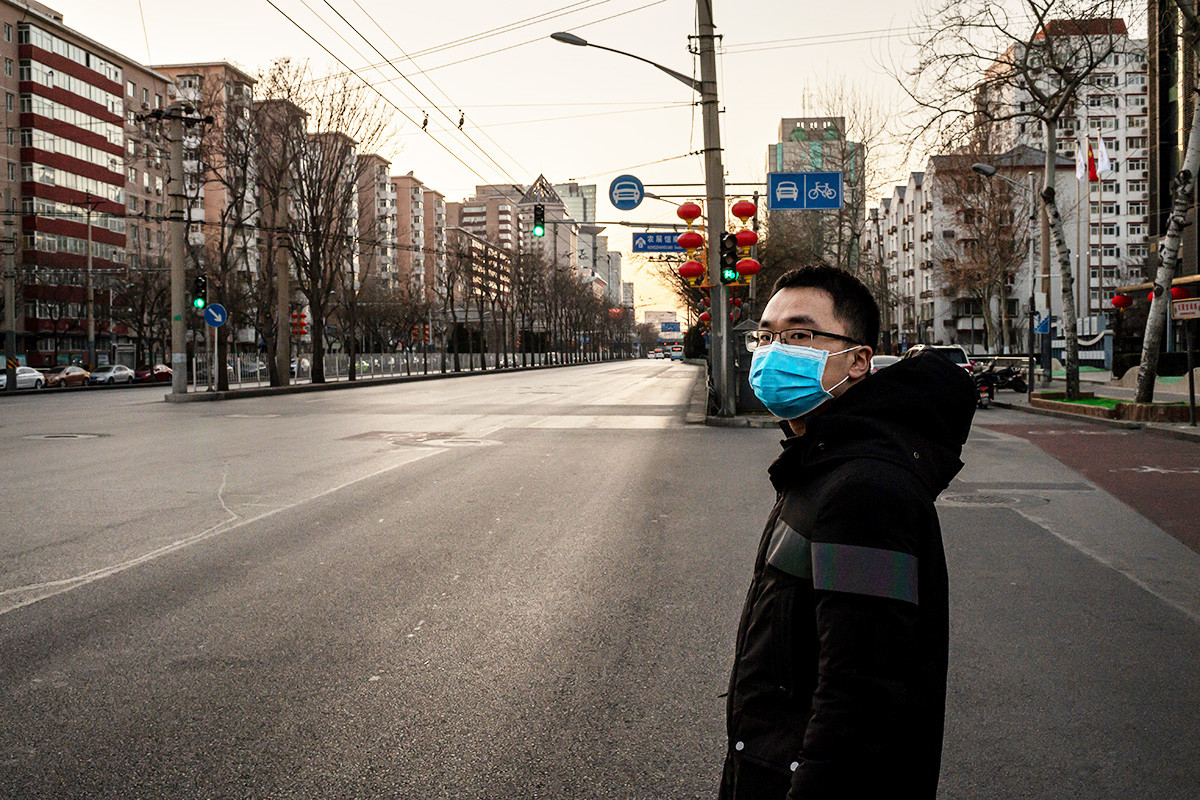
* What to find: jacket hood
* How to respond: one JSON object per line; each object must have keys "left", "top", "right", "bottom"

{"left": 768, "top": 352, "right": 977, "bottom": 496}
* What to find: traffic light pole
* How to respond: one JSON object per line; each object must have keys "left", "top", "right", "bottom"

{"left": 696, "top": 0, "right": 733, "bottom": 417}
{"left": 168, "top": 106, "right": 187, "bottom": 396}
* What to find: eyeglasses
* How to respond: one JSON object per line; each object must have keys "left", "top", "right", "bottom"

{"left": 744, "top": 328, "right": 864, "bottom": 352}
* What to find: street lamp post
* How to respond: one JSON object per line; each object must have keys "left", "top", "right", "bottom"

{"left": 552, "top": 7, "right": 734, "bottom": 417}
{"left": 972, "top": 162, "right": 1037, "bottom": 403}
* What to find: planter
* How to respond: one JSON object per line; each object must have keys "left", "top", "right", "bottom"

{"left": 1030, "top": 394, "right": 1115, "bottom": 419}
{"left": 1115, "top": 402, "right": 1195, "bottom": 423}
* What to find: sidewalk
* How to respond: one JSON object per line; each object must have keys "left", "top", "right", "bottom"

{"left": 994, "top": 378, "right": 1200, "bottom": 443}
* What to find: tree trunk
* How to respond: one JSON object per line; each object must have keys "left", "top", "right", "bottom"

{"left": 312, "top": 311, "right": 326, "bottom": 383}
{"left": 1041, "top": 118, "right": 1081, "bottom": 399}
{"left": 1136, "top": 95, "right": 1200, "bottom": 403}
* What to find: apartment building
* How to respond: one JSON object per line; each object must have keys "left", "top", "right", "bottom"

{"left": 421, "top": 187, "right": 445, "bottom": 303}
{"left": 867, "top": 146, "right": 1082, "bottom": 353}
{"left": 391, "top": 171, "right": 425, "bottom": 291}
{"left": 356, "top": 153, "right": 395, "bottom": 288}
{"left": 982, "top": 19, "right": 1149, "bottom": 314}
{"left": 446, "top": 189, "right": 520, "bottom": 255}
{"left": 1, "top": 0, "right": 173, "bottom": 367}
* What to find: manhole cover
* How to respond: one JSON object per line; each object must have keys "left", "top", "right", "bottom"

{"left": 24, "top": 433, "right": 104, "bottom": 440}
{"left": 940, "top": 493, "right": 1018, "bottom": 507}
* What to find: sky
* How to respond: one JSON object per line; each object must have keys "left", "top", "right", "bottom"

{"left": 46, "top": 0, "right": 926, "bottom": 320}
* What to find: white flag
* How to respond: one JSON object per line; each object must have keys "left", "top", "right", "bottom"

{"left": 1096, "top": 136, "right": 1112, "bottom": 174}
{"left": 1075, "top": 137, "right": 1087, "bottom": 181}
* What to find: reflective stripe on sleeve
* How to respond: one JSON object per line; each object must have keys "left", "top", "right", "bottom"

{"left": 810, "top": 542, "right": 919, "bottom": 605}
{"left": 765, "top": 518, "right": 812, "bottom": 578}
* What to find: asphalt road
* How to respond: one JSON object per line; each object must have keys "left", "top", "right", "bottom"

{"left": 1, "top": 363, "right": 1197, "bottom": 798}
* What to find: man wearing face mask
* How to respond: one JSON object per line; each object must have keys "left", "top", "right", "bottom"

{"left": 719, "top": 265, "right": 976, "bottom": 800}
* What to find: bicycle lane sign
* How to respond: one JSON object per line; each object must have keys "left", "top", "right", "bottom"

{"left": 768, "top": 172, "right": 844, "bottom": 210}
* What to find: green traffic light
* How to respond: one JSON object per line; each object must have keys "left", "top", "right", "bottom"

{"left": 721, "top": 267, "right": 738, "bottom": 283}
{"left": 533, "top": 224, "right": 545, "bottom": 237}
{"left": 193, "top": 296, "right": 206, "bottom": 310}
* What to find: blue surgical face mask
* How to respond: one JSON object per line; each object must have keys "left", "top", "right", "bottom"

{"left": 749, "top": 341, "right": 861, "bottom": 419}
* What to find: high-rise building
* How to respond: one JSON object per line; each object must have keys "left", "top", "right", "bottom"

{"left": 421, "top": 187, "right": 445, "bottom": 303}
{"left": 1, "top": 0, "right": 173, "bottom": 367}
{"left": 391, "top": 172, "right": 426, "bottom": 291}
{"left": 356, "top": 153, "right": 396, "bottom": 288}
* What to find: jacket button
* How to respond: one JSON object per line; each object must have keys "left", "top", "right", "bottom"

{"left": 913, "top": 451, "right": 921, "bottom": 459}
{"left": 735, "top": 741, "right": 744, "bottom": 751}
{"left": 790, "top": 762, "right": 799, "bottom": 772}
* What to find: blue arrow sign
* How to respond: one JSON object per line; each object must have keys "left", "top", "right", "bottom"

{"left": 204, "top": 303, "right": 228, "bottom": 328}
{"left": 1034, "top": 314, "right": 1050, "bottom": 335}
{"left": 631, "top": 231, "right": 683, "bottom": 253}
{"left": 609, "top": 174, "right": 644, "bottom": 211}
{"left": 768, "top": 172, "right": 844, "bottom": 210}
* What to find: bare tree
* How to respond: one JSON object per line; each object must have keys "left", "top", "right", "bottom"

{"left": 258, "top": 60, "right": 394, "bottom": 383}
{"left": 1135, "top": 0, "right": 1200, "bottom": 402}
{"left": 904, "top": 0, "right": 1140, "bottom": 398}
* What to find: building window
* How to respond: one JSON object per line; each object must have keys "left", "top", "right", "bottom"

{"left": 1128, "top": 116, "right": 1147, "bottom": 129}
{"left": 1126, "top": 94, "right": 1146, "bottom": 109}
{"left": 1128, "top": 180, "right": 1147, "bottom": 193}
{"left": 3, "top": 24, "right": 10, "bottom": 43}
{"left": 1101, "top": 223, "right": 1119, "bottom": 237}
{"left": 155, "top": 94, "right": 162, "bottom": 108}
{"left": 127, "top": 79, "right": 135, "bottom": 97}
{"left": 5, "top": 128, "right": 11, "bottom": 146}
{"left": 1127, "top": 73, "right": 1147, "bottom": 86}
{"left": 1127, "top": 136, "right": 1147, "bottom": 149}
{"left": 4, "top": 93, "right": 11, "bottom": 112}
{"left": 142, "top": 87, "right": 148, "bottom": 104}
{"left": 1128, "top": 201, "right": 1147, "bottom": 215}
{"left": 6, "top": 163, "right": 12, "bottom": 180}
{"left": 3, "top": 59, "right": 10, "bottom": 77}
{"left": 1101, "top": 202, "right": 1118, "bottom": 215}
{"left": 1128, "top": 223, "right": 1146, "bottom": 236}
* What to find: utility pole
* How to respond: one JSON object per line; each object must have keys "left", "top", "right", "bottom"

{"left": 275, "top": 185, "right": 291, "bottom": 387}
{"left": 696, "top": 0, "right": 733, "bottom": 416}
{"left": 168, "top": 105, "right": 188, "bottom": 396}
{"left": 3, "top": 220, "right": 15, "bottom": 394}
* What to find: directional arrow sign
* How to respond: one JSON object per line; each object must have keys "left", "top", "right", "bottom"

{"left": 204, "top": 303, "right": 228, "bottom": 328}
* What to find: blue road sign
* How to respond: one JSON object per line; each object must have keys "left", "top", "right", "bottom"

{"left": 768, "top": 172, "right": 844, "bottom": 210}
{"left": 204, "top": 303, "right": 228, "bottom": 328}
{"left": 1034, "top": 314, "right": 1050, "bottom": 335}
{"left": 660, "top": 322, "right": 681, "bottom": 333}
{"left": 631, "top": 231, "right": 683, "bottom": 253}
{"left": 609, "top": 174, "right": 645, "bottom": 211}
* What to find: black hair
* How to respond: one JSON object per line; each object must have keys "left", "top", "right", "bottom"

{"left": 771, "top": 265, "right": 880, "bottom": 350}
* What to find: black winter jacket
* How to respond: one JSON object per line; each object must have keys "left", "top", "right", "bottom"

{"left": 720, "top": 352, "right": 976, "bottom": 800}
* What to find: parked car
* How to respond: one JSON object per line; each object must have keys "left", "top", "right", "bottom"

{"left": 44, "top": 365, "right": 91, "bottom": 388}
{"left": 870, "top": 354, "right": 901, "bottom": 374}
{"left": 135, "top": 364, "right": 173, "bottom": 383}
{"left": 0, "top": 366, "right": 45, "bottom": 390}
{"left": 901, "top": 344, "right": 973, "bottom": 373}
{"left": 90, "top": 364, "right": 135, "bottom": 384}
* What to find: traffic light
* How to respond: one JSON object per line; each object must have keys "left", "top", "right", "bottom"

{"left": 192, "top": 275, "right": 207, "bottom": 309}
{"left": 532, "top": 204, "right": 545, "bottom": 238}
{"left": 719, "top": 233, "right": 739, "bottom": 284}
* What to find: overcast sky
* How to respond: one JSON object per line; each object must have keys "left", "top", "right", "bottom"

{"left": 50, "top": 0, "right": 924, "bottom": 318}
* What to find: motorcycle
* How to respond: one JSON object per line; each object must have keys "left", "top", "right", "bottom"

{"left": 994, "top": 365, "right": 1028, "bottom": 394}
{"left": 974, "top": 366, "right": 997, "bottom": 409}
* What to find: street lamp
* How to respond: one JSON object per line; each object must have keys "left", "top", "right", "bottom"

{"left": 551, "top": 12, "right": 734, "bottom": 417}
{"left": 972, "top": 162, "right": 1038, "bottom": 402}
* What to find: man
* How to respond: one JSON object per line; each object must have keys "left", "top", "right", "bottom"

{"left": 720, "top": 265, "right": 975, "bottom": 799}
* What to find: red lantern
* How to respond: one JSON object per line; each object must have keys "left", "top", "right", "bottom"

{"left": 678, "top": 260, "right": 704, "bottom": 279}
{"left": 698, "top": 311, "right": 711, "bottom": 322}
{"left": 730, "top": 312, "right": 739, "bottom": 322}
{"left": 731, "top": 200, "right": 757, "bottom": 221}
{"left": 736, "top": 229, "right": 758, "bottom": 249}
{"left": 1111, "top": 294, "right": 1132, "bottom": 309}
{"left": 677, "top": 202, "right": 702, "bottom": 224}
{"left": 736, "top": 257, "right": 761, "bottom": 277}
{"left": 1171, "top": 286, "right": 1192, "bottom": 300}
{"left": 733, "top": 297, "right": 743, "bottom": 307}
{"left": 1148, "top": 290, "right": 1156, "bottom": 303}
{"left": 702, "top": 296, "right": 711, "bottom": 307}
{"left": 677, "top": 230, "right": 704, "bottom": 251}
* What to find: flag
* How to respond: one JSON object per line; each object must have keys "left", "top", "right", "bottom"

{"left": 1086, "top": 139, "right": 1099, "bottom": 182}
{"left": 1075, "top": 138, "right": 1086, "bottom": 181}
{"left": 1096, "top": 136, "right": 1111, "bottom": 174}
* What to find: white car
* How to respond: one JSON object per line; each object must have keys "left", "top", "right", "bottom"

{"left": 870, "top": 355, "right": 901, "bottom": 374}
{"left": 0, "top": 366, "right": 45, "bottom": 390}
{"left": 90, "top": 364, "right": 135, "bottom": 384}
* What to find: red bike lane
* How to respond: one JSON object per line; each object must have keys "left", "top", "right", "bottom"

{"left": 979, "top": 422, "right": 1200, "bottom": 554}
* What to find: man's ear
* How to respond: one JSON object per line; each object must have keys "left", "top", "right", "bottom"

{"left": 848, "top": 346, "right": 874, "bottom": 380}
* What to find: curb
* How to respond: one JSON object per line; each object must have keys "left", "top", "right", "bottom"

{"left": 993, "top": 399, "right": 1200, "bottom": 442}
{"left": 162, "top": 359, "right": 617, "bottom": 403}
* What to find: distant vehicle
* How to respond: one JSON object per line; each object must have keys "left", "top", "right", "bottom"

{"left": 90, "top": 364, "right": 135, "bottom": 384}
{"left": 870, "top": 355, "right": 901, "bottom": 374}
{"left": 669, "top": 345, "right": 684, "bottom": 361}
{"left": 902, "top": 344, "right": 973, "bottom": 373}
{"left": 611, "top": 180, "right": 641, "bottom": 203}
{"left": 135, "top": 364, "right": 172, "bottom": 383}
{"left": 45, "top": 365, "right": 91, "bottom": 388}
{"left": 776, "top": 181, "right": 799, "bottom": 201}
{"left": 0, "top": 366, "right": 44, "bottom": 390}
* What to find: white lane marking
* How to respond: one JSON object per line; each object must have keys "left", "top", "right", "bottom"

{"left": 0, "top": 449, "right": 443, "bottom": 617}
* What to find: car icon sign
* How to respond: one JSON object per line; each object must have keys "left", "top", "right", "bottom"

{"left": 612, "top": 180, "right": 641, "bottom": 203}
{"left": 776, "top": 181, "right": 799, "bottom": 201}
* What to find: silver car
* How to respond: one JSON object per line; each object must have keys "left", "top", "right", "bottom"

{"left": 90, "top": 364, "right": 135, "bottom": 384}
{"left": 0, "top": 366, "right": 45, "bottom": 390}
